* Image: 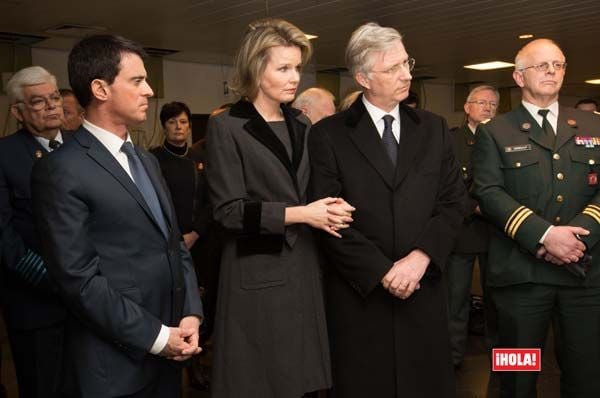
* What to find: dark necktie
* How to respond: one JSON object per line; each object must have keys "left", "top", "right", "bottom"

{"left": 121, "top": 142, "right": 169, "bottom": 238}
{"left": 382, "top": 115, "right": 398, "bottom": 166}
{"left": 538, "top": 109, "right": 556, "bottom": 145}
{"left": 49, "top": 139, "right": 61, "bottom": 150}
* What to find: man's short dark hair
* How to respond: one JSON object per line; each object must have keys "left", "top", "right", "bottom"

{"left": 575, "top": 98, "right": 598, "bottom": 108}
{"left": 68, "top": 34, "right": 146, "bottom": 108}
{"left": 160, "top": 101, "right": 192, "bottom": 127}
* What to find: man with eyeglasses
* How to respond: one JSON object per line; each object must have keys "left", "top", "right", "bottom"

{"left": 0, "top": 66, "right": 68, "bottom": 398}
{"left": 447, "top": 85, "right": 499, "bottom": 368}
{"left": 473, "top": 38, "right": 600, "bottom": 397}
{"left": 309, "top": 22, "right": 465, "bottom": 397}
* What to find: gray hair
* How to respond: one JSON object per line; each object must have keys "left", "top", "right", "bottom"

{"left": 466, "top": 85, "right": 500, "bottom": 103}
{"left": 292, "top": 87, "right": 335, "bottom": 109}
{"left": 345, "top": 22, "right": 403, "bottom": 77}
{"left": 6, "top": 66, "right": 58, "bottom": 105}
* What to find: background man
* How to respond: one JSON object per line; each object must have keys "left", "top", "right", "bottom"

{"left": 31, "top": 34, "right": 203, "bottom": 397}
{"left": 309, "top": 22, "right": 465, "bottom": 397}
{"left": 575, "top": 98, "right": 598, "bottom": 113}
{"left": 447, "top": 85, "right": 499, "bottom": 367}
{"left": 473, "top": 38, "right": 600, "bottom": 397}
{"left": 0, "top": 66, "right": 67, "bottom": 398}
{"left": 59, "top": 88, "right": 84, "bottom": 131}
{"left": 292, "top": 87, "right": 336, "bottom": 124}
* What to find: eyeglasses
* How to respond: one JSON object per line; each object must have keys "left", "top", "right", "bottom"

{"left": 467, "top": 100, "right": 498, "bottom": 109}
{"left": 518, "top": 61, "right": 567, "bottom": 73}
{"left": 17, "top": 92, "right": 63, "bottom": 111}
{"left": 372, "top": 57, "right": 416, "bottom": 75}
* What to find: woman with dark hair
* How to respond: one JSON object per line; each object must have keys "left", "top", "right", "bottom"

{"left": 206, "top": 18, "right": 354, "bottom": 398}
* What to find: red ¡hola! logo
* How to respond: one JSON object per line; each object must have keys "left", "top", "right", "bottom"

{"left": 492, "top": 348, "right": 541, "bottom": 372}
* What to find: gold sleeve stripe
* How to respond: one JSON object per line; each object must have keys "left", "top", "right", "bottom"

{"left": 588, "top": 204, "right": 600, "bottom": 213}
{"left": 504, "top": 206, "right": 526, "bottom": 234}
{"left": 508, "top": 209, "right": 533, "bottom": 239}
{"left": 585, "top": 206, "right": 600, "bottom": 218}
{"left": 583, "top": 208, "right": 600, "bottom": 225}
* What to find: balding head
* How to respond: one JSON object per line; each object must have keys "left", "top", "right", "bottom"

{"left": 292, "top": 87, "right": 336, "bottom": 124}
{"left": 512, "top": 38, "right": 566, "bottom": 107}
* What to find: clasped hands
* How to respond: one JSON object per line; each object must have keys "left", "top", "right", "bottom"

{"left": 159, "top": 315, "right": 202, "bottom": 361}
{"left": 536, "top": 225, "right": 589, "bottom": 265}
{"left": 381, "top": 249, "right": 430, "bottom": 300}
{"left": 305, "top": 197, "right": 356, "bottom": 238}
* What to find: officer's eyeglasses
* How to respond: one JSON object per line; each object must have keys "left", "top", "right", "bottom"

{"left": 16, "top": 92, "right": 63, "bottom": 111}
{"left": 518, "top": 61, "right": 567, "bottom": 73}
{"left": 467, "top": 100, "right": 498, "bottom": 109}
{"left": 372, "top": 58, "right": 416, "bottom": 75}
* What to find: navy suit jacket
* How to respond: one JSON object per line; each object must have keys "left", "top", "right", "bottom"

{"left": 0, "top": 128, "right": 67, "bottom": 330}
{"left": 31, "top": 126, "right": 203, "bottom": 397}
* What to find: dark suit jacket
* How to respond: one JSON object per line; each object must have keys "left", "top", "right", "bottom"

{"left": 451, "top": 125, "right": 489, "bottom": 253}
{"left": 31, "top": 127, "right": 203, "bottom": 397}
{"left": 473, "top": 105, "right": 600, "bottom": 287}
{"left": 309, "top": 97, "right": 465, "bottom": 397}
{"left": 0, "top": 128, "right": 67, "bottom": 330}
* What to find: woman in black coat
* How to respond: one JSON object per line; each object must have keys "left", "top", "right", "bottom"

{"left": 205, "top": 18, "right": 354, "bottom": 398}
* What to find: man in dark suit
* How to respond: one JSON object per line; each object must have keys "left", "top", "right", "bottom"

{"left": 473, "top": 38, "right": 600, "bottom": 397}
{"left": 447, "top": 85, "right": 499, "bottom": 367}
{"left": 309, "top": 22, "right": 465, "bottom": 397}
{"left": 31, "top": 34, "right": 203, "bottom": 398}
{"left": 0, "top": 66, "right": 68, "bottom": 398}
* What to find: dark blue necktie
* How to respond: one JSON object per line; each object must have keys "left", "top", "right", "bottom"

{"left": 382, "top": 115, "right": 398, "bottom": 166}
{"left": 121, "top": 142, "right": 168, "bottom": 238}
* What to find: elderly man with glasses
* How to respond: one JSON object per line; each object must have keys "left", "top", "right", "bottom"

{"left": 0, "top": 66, "right": 69, "bottom": 398}
{"left": 473, "top": 38, "right": 600, "bottom": 397}
{"left": 446, "top": 85, "right": 500, "bottom": 368}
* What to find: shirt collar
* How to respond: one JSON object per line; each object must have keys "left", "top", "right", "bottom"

{"left": 522, "top": 100, "right": 559, "bottom": 120}
{"left": 83, "top": 119, "right": 133, "bottom": 156}
{"left": 362, "top": 95, "right": 400, "bottom": 125}
{"left": 34, "top": 131, "right": 63, "bottom": 151}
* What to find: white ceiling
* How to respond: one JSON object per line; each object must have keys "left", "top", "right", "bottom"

{"left": 2, "top": 0, "right": 600, "bottom": 97}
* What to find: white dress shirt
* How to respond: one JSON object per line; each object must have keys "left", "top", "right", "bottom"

{"left": 522, "top": 100, "right": 559, "bottom": 134}
{"left": 362, "top": 96, "right": 401, "bottom": 143}
{"left": 83, "top": 119, "right": 170, "bottom": 355}
{"left": 34, "top": 131, "right": 64, "bottom": 152}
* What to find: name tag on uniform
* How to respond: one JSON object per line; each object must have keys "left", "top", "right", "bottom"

{"left": 504, "top": 144, "right": 532, "bottom": 153}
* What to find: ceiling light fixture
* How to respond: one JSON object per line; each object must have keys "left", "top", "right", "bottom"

{"left": 305, "top": 34, "right": 318, "bottom": 40}
{"left": 585, "top": 79, "right": 600, "bottom": 85}
{"left": 519, "top": 34, "right": 534, "bottom": 39}
{"left": 464, "top": 61, "right": 515, "bottom": 71}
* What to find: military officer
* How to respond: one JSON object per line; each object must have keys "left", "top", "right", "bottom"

{"left": 447, "top": 85, "right": 499, "bottom": 367}
{"left": 473, "top": 38, "right": 600, "bottom": 397}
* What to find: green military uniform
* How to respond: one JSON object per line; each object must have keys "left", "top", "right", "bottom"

{"left": 447, "top": 125, "right": 492, "bottom": 366}
{"left": 473, "top": 104, "right": 600, "bottom": 397}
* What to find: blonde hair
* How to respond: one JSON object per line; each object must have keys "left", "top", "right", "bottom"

{"left": 231, "top": 18, "right": 312, "bottom": 100}
{"left": 345, "top": 22, "right": 403, "bottom": 77}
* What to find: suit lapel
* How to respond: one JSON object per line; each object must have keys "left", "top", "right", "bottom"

{"left": 394, "top": 105, "right": 424, "bottom": 188}
{"left": 347, "top": 100, "right": 395, "bottom": 189}
{"left": 555, "top": 106, "right": 578, "bottom": 150}
{"left": 77, "top": 129, "right": 162, "bottom": 234}
{"left": 136, "top": 148, "right": 174, "bottom": 231}
{"left": 19, "top": 129, "right": 48, "bottom": 161}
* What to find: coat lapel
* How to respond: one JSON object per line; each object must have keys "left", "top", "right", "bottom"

{"left": 394, "top": 105, "right": 424, "bottom": 188}
{"left": 231, "top": 100, "right": 304, "bottom": 196}
{"left": 19, "top": 129, "right": 48, "bottom": 161}
{"left": 555, "top": 106, "right": 578, "bottom": 150}
{"left": 346, "top": 99, "right": 395, "bottom": 189}
{"left": 76, "top": 129, "right": 163, "bottom": 235}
